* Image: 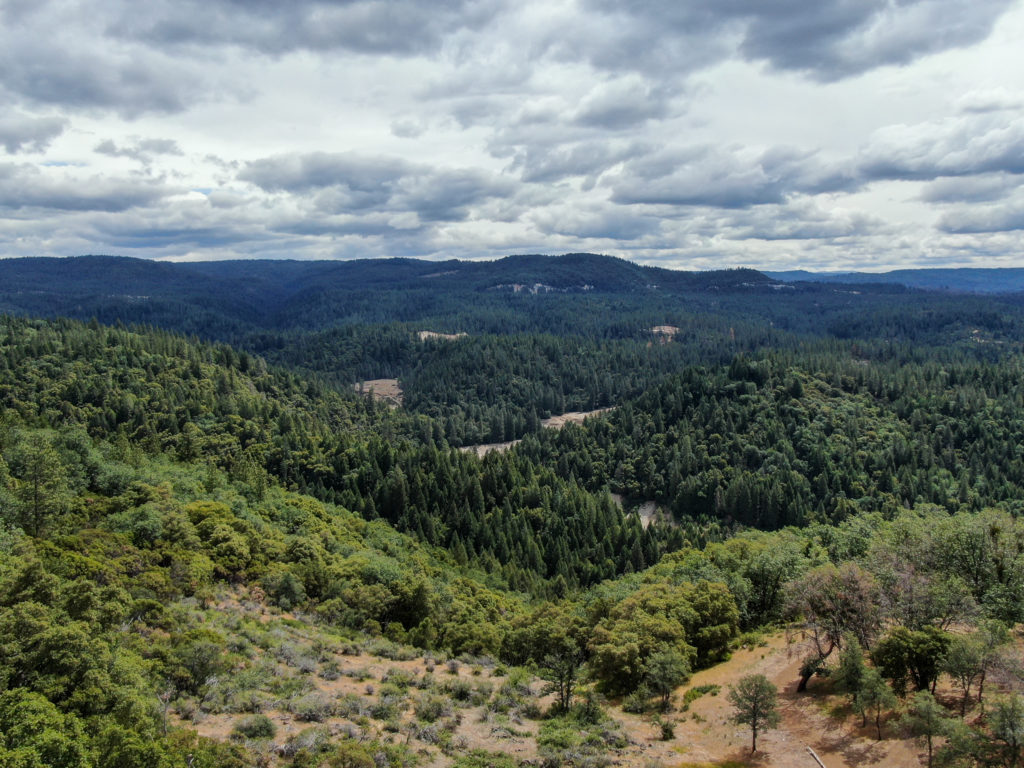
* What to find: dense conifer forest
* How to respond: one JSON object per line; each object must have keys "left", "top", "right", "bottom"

{"left": 4, "top": 254, "right": 1024, "bottom": 766}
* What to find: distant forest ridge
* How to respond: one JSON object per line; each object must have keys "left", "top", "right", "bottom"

{"left": 766, "top": 267, "right": 1024, "bottom": 294}
{"left": 0, "top": 252, "right": 775, "bottom": 300}
{"left": 1, "top": 254, "right": 1021, "bottom": 306}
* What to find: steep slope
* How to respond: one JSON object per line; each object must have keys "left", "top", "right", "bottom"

{"left": 0, "top": 316, "right": 680, "bottom": 593}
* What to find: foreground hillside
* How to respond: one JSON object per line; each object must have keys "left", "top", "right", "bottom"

{"left": 3, "top": 317, "right": 1024, "bottom": 767}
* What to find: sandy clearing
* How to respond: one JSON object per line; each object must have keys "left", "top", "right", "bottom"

{"left": 354, "top": 379, "right": 403, "bottom": 407}
{"left": 610, "top": 496, "right": 676, "bottom": 529}
{"left": 460, "top": 407, "right": 616, "bottom": 457}
{"left": 651, "top": 325, "right": 681, "bottom": 343}
{"left": 462, "top": 439, "right": 522, "bottom": 458}
{"left": 628, "top": 634, "right": 925, "bottom": 768}
{"left": 418, "top": 331, "right": 468, "bottom": 342}
{"left": 176, "top": 597, "right": 941, "bottom": 768}
{"left": 540, "top": 407, "right": 615, "bottom": 429}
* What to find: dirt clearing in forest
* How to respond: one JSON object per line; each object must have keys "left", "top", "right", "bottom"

{"left": 540, "top": 407, "right": 614, "bottom": 428}
{"left": 462, "top": 407, "right": 616, "bottom": 456}
{"left": 354, "top": 378, "right": 403, "bottom": 407}
{"left": 418, "top": 331, "right": 468, "bottom": 342}
{"left": 621, "top": 633, "right": 927, "bottom": 768}
{"left": 176, "top": 594, "right": 947, "bottom": 768}
{"left": 651, "top": 325, "right": 681, "bottom": 342}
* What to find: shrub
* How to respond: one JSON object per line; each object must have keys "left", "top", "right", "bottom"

{"left": 232, "top": 714, "right": 276, "bottom": 740}
{"left": 319, "top": 661, "right": 342, "bottom": 681}
{"left": 280, "top": 726, "right": 331, "bottom": 758}
{"left": 451, "top": 750, "right": 521, "bottom": 768}
{"left": 291, "top": 692, "right": 333, "bottom": 722}
{"left": 417, "top": 672, "right": 435, "bottom": 690}
{"left": 444, "top": 679, "right": 473, "bottom": 702}
{"left": 369, "top": 694, "right": 403, "bottom": 721}
{"left": 622, "top": 688, "right": 650, "bottom": 714}
{"left": 679, "top": 683, "right": 720, "bottom": 711}
{"left": 470, "top": 682, "right": 494, "bottom": 707}
{"left": 414, "top": 694, "right": 453, "bottom": 723}
{"left": 335, "top": 693, "right": 368, "bottom": 719}
{"left": 382, "top": 668, "right": 416, "bottom": 690}
{"left": 175, "top": 697, "right": 199, "bottom": 721}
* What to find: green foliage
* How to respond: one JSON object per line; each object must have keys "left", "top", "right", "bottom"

{"left": 0, "top": 688, "right": 93, "bottom": 768}
{"left": 324, "top": 740, "right": 376, "bottom": 768}
{"left": 6, "top": 433, "right": 69, "bottom": 537}
{"left": 643, "top": 647, "right": 691, "bottom": 710}
{"left": 680, "top": 684, "right": 720, "bottom": 712}
{"left": 506, "top": 603, "right": 589, "bottom": 711}
{"left": 586, "top": 581, "right": 733, "bottom": 695}
{"left": 988, "top": 695, "right": 1024, "bottom": 767}
{"left": 291, "top": 692, "right": 335, "bottom": 722}
{"left": 833, "top": 635, "right": 867, "bottom": 711}
{"left": 901, "top": 691, "right": 953, "bottom": 768}
{"left": 728, "top": 674, "right": 780, "bottom": 753}
{"left": 942, "top": 634, "right": 985, "bottom": 717}
{"left": 450, "top": 750, "right": 522, "bottom": 768}
{"left": 854, "top": 668, "right": 897, "bottom": 740}
{"left": 522, "top": 347, "right": 1024, "bottom": 543}
{"left": 871, "top": 626, "right": 951, "bottom": 697}
{"left": 537, "top": 704, "right": 627, "bottom": 768}
{"left": 413, "top": 693, "right": 453, "bottom": 723}
{"left": 0, "top": 316, "right": 678, "bottom": 593}
{"left": 231, "top": 713, "right": 276, "bottom": 740}
{"left": 6, "top": 283, "right": 1024, "bottom": 767}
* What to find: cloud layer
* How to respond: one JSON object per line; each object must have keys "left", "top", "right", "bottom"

{"left": 0, "top": 0, "right": 1022, "bottom": 269}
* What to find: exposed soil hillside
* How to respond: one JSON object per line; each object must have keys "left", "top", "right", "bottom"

{"left": 177, "top": 594, "right": 944, "bottom": 768}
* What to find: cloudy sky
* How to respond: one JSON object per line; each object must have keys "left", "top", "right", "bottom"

{"left": 1, "top": 0, "right": 1023, "bottom": 270}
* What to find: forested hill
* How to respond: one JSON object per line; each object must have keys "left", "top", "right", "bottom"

{"left": 519, "top": 347, "right": 1024, "bottom": 529}
{"left": 0, "top": 316, "right": 679, "bottom": 593}
{"left": 8, "top": 254, "right": 1024, "bottom": 448}
{"left": 0, "top": 253, "right": 775, "bottom": 334}
{"left": 767, "top": 267, "right": 1024, "bottom": 294}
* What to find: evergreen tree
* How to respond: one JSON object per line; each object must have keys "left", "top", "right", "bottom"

{"left": 728, "top": 674, "right": 780, "bottom": 753}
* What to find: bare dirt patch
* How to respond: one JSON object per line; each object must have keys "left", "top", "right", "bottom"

{"left": 418, "top": 331, "right": 468, "bottom": 342}
{"left": 463, "top": 439, "right": 522, "bottom": 458}
{"left": 635, "top": 500, "right": 659, "bottom": 529}
{"left": 461, "top": 407, "right": 616, "bottom": 456}
{"left": 176, "top": 596, "right": 937, "bottom": 768}
{"left": 354, "top": 379, "right": 403, "bottom": 407}
{"left": 540, "top": 407, "right": 614, "bottom": 429}
{"left": 651, "top": 325, "right": 681, "bottom": 343}
{"left": 610, "top": 496, "right": 676, "bottom": 529}
{"left": 621, "top": 633, "right": 926, "bottom": 768}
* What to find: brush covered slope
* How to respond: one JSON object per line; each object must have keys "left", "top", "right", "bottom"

{"left": 4, "top": 303, "right": 1024, "bottom": 766}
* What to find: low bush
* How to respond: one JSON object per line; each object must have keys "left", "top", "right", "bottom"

{"left": 231, "top": 714, "right": 276, "bottom": 740}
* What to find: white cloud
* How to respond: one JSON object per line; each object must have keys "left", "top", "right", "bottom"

{"left": 0, "top": 0, "right": 1022, "bottom": 268}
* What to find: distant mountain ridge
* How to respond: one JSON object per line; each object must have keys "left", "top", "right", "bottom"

{"left": 8, "top": 253, "right": 1024, "bottom": 346}
{"left": 0, "top": 252, "right": 770, "bottom": 294}
{"left": 0, "top": 253, "right": 777, "bottom": 333}
{"left": 177, "top": 252, "right": 778, "bottom": 293}
{"left": 766, "top": 267, "right": 1024, "bottom": 294}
